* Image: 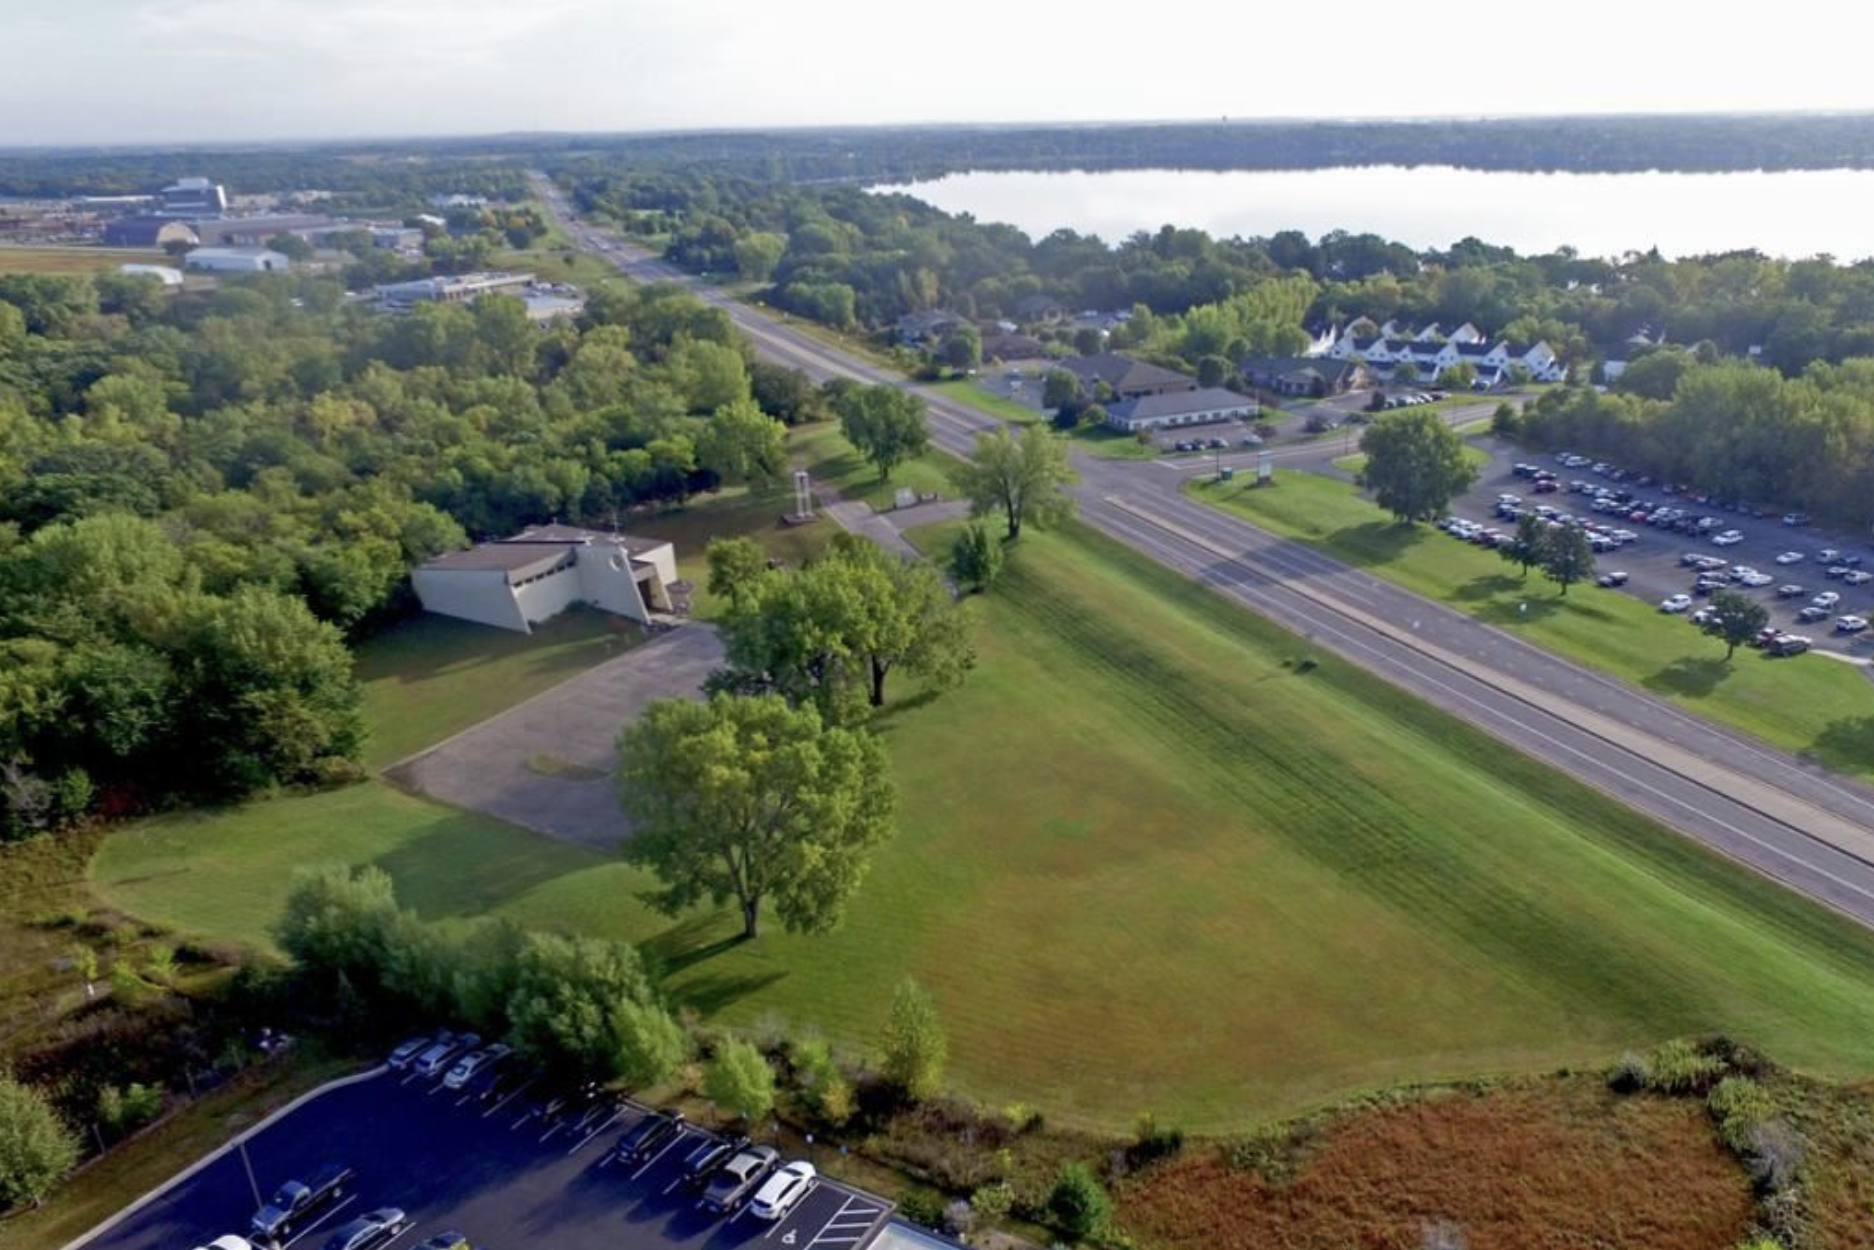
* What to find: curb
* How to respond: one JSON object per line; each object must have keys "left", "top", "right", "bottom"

{"left": 58, "top": 1065, "right": 388, "bottom": 1250}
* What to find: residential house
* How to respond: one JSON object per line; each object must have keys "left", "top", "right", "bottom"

{"left": 412, "top": 524, "right": 678, "bottom": 635}
{"left": 1240, "top": 356, "right": 1370, "bottom": 397}
{"left": 979, "top": 331, "right": 1047, "bottom": 362}
{"left": 1105, "top": 387, "right": 1257, "bottom": 433}
{"left": 1059, "top": 352, "right": 1196, "bottom": 400}
{"left": 1013, "top": 294, "right": 1065, "bottom": 325}
{"left": 894, "top": 309, "right": 968, "bottom": 347}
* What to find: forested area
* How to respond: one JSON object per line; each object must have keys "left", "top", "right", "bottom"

{"left": 0, "top": 266, "right": 794, "bottom": 834}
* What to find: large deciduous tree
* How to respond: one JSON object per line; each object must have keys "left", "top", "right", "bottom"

{"left": 951, "top": 425, "right": 1078, "bottom": 540}
{"left": 1703, "top": 588, "right": 1770, "bottom": 660}
{"left": 712, "top": 538, "right": 974, "bottom": 719}
{"left": 1537, "top": 524, "right": 1596, "bottom": 596}
{"left": 696, "top": 399, "right": 787, "bottom": 490}
{"left": 617, "top": 693, "right": 896, "bottom": 940}
{"left": 1499, "top": 513, "right": 1547, "bottom": 579}
{"left": 1357, "top": 408, "right": 1479, "bottom": 524}
{"left": 950, "top": 523, "right": 1005, "bottom": 594}
{"left": 835, "top": 384, "right": 930, "bottom": 482}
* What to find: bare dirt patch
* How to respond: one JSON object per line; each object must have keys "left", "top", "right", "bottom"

{"left": 1122, "top": 1078, "right": 1753, "bottom": 1250}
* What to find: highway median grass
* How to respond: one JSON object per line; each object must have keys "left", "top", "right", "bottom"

{"left": 93, "top": 516, "right": 1874, "bottom": 1131}
{"left": 1190, "top": 467, "right": 1874, "bottom": 780}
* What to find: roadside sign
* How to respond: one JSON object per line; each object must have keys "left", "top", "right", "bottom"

{"left": 1258, "top": 452, "right": 1273, "bottom": 482}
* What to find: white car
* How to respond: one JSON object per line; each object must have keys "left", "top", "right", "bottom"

{"left": 194, "top": 1239, "right": 254, "bottom": 1250}
{"left": 1813, "top": 591, "right": 1842, "bottom": 609}
{"left": 1774, "top": 551, "right": 1805, "bottom": 565}
{"left": 1836, "top": 615, "right": 1869, "bottom": 634}
{"left": 443, "top": 1043, "right": 510, "bottom": 1091}
{"left": 1845, "top": 570, "right": 1874, "bottom": 586}
{"left": 1711, "top": 530, "right": 1745, "bottom": 546}
{"left": 1737, "top": 570, "right": 1774, "bottom": 588}
{"left": 1659, "top": 594, "right": 1693, "bottom": 614}
{"left": 747, "top": 1161, "right": 816, "bottom": 1221}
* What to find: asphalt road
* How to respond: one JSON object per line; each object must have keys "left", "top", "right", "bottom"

{"left": 85, "top": 1067, "right": 890, "bottom": 1250}
{"left": 533, "top": 178, "right": 1874, "bottom": 931}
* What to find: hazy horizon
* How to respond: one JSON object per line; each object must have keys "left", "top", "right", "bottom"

{"left": 9, "top": 0, "right": 1874, "bottom": 146}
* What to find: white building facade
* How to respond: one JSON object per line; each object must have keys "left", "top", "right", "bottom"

{"left": 412, "top": 525, "right": 678, "bottom": 634}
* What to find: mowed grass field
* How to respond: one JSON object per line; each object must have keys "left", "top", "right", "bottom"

{"left": 92, "top": 514, "right": 1874, "bottom": 1131}
{"left": 1195, "top": 467, "right": 1874, "bottom": 779}
{"left": 0, "top": 246, "right": 167, "bottom": 274}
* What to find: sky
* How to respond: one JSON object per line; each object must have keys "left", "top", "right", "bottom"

{"left": 8, "top": 0, "right": 1874, "bottom": 146}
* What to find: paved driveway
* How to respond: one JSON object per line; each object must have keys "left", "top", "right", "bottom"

{"left": 81, "top": 1067, "right": 893, "bottom": 1250}
{"left": 388, "top": 626, "right": 725, "bottom": 850}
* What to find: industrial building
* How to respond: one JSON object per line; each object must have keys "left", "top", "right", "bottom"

{"left": 412, "top": 525, "right": 678, "bottom": 634}
{"left": 183, "top": 246, "right": 291, "bottom": 273}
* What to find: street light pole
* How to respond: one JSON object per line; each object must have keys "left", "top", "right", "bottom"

{"left": 236, "top": 1137, "right": 263, "bottom": 1210}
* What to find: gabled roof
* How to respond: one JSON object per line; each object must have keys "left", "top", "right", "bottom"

{"left": 1059, "top": 352, "right": 1195, "bottom": 393}
{"left": 1454, "top": 341, "right": 1495, "bottom": 357}
{"left": 1107, "top": 387, "right": 1254, "bottom": 421}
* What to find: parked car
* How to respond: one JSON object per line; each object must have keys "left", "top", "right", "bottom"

{"left": 250, "top": 1164, "right": 354, "bottom": 1246}
{"left": 1660, "top": 594, "right": 1693, "bottom": 614}
{"left": 412, "top": 1032, "right": 478, "bottom": 1079}
{"left": 1783, "top": 512, "right": 1812, "bottom": 526}
{"left": 1595, "top": 571, "right": 1629, "bottom": 587}
{"left": 1711, "top": 530, "right": 1745, "bottom": 546}
{"left": 322, "top": 1209, "right": 409, "bottom": 1250}
{"left": 680, "top": 1134, "right": 750, "bottom": 1189}
{"left": 609, "top": 1110, "right": 686, "bottom": 1166}
{"left": 1797, "top": 605, "right": 1832, "bottom": 623}
{"left": 195, "top": 1239, "right": 256, "bottom": 1250}
{"left": 413, "top": 1234, "right": 471, "bottom": 1250}
{"left": 1847, "top": 570, "right": 1874, "bottom": 586}
{"left": 388, "top": 1032, "right": 446, "bottom": 1071}
{"left": 1768, "top": 635, "right": 1813, "bottom": 656}
{"left": 1812, "top": 591, "right": 1842, "bottom": 609}
{"left": 1774, "top": 551, "right": 1806, "bottom": 565}
{"left": 1776, "top": 584, "right": 1808, "bottom": 598}
{"left": 700, "top": 1144, "right": 780, "bottom": 1214}
{"left": 1836, "top": 615, "right": 1869, "bottom": 634}
{"left": 748, "top": 1161, "right": 817, "bottom": 1221}
{"left": 443, "top": 1043, "right": 511, "bottom": 1091}
{"left": 476, "top": 1061, "right": 537, "bottom": 1106}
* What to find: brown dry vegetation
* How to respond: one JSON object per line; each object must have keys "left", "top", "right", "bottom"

{"left": 1122, "top": 1077, "right": 1754, "bottom": 1250}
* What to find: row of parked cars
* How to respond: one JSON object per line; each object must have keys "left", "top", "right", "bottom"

{"left": 603, "top": 1110, "right": 819, "bottom": 1221}
{"left": 194, "top": 1165, "right": 468, "bottom": 1250}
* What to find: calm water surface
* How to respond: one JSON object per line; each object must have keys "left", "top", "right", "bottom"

{"left": 871, "top": 166, "right": 1874, "bottom": 260}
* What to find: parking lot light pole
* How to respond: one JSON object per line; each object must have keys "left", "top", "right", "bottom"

{"left": 227, "top": 1113, "right": 263, "bottom": 1209}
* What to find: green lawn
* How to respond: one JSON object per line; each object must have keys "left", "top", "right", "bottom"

{"left": 922, "top": 379, "right": 1042, "bottom": 425}
{"left": 1330, "top": 443, "right": 1490, "bottom": 476}
{"left": 92, "top": 520, "right": 1874, "bottom": 1131}
{"left": 0, "top": 246, "right": 167, "bottom": 275}
{"left": 788, "top": 421, "right": 955, "bottom": 512}
{"left": 1192, "top": 469, "right": 1874, "bottom": 778}
{"left": 1069, "top": 423, "right": 1161, "bottom": 460}
{"left": 355, "top": 608, "right": 632, "bottom": 769}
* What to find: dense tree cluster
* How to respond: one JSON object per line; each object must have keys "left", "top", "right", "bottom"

{"left": 0, "top": 267, "right": 797, "bottom": 827}
{"left": 276, "top": 864, "right": 686, "bottom": 1084}
{"left": 1519, "top": 360, "right": 1874, "bottom": 529}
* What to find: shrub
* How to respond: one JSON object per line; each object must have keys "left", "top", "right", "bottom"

{"left": 1707, "top": 1077, "right": 1776, "bottom": 1154}
{"left": 750, "top": 1011, "right": 791, "bottom": 1055}
{"left": 143, "top": 945, "right": 176, "bottom": 986}
{"left": 1002, "top": 1101, "right": 1042, "bottom": 1132}
{"left": 1128, "top": 1112, "right": 1183, "bottom": 1168}
{"left": 1225, "top": 1121, "right": 1316, "bottom": 1184}
{"left": 879, "top": 978, "right": 947, "bottom": 1102}
{"left": 1745, "top": 1118, "right": 1807, "bottom": 1196}
{"left": 1047, "top": 1163, "right": 1112, "bottom": 1241}
{"left": 943, "top": 1199, "right": 974, "bottom": 1238}
{"left": 1643, "top": 1038, "right": 1725, "bottom": 1094}
{"left": 0, "top": 1077, "right": 79, "bottom": 1210}
{"left": 971, "top": 1181, "right": 1015, "bottom": 1221}
{"left": 897, "top": 1188, "right": 947, "bottom": 1230}
{"left": 1606, "top": 1050, "right": 1649, "bottom": 1093}
{"left": 96, "top": 1082, "right": 164, "bottom": 1138}
{"left": 703, "top": 1038, "right": 776, "bottom": 1123}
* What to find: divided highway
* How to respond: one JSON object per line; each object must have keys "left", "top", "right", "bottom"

{"left": 535, "top": 179, "right": 1874, "bottom": 931}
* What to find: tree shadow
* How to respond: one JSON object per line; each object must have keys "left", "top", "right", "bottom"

{"left": 869, "top": 688, "right": 941, "bottom": 731}
{"left": 1642, "top": 655, "right": 1732, "bottom": 698}
{"left": 640, "top": 909, "right": 746, "bottom": 974}
{"left": 1808, "top": 716, "right": 1874, "bottom": 773}
{"left": 674, "top": 969, "right": 789, "bottom": 1015}
{"left": 1452, "top": 572, "right": 1528, "bottom": 602}
{"left": 1476, "top": 595, "right": 1565, "bottom": 626}
{"left": 1332, "top": 520, "right": 1430, "bottom": 563}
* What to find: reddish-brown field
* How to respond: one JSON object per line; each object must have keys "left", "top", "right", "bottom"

{"left": 1123, "top": 1078, "right": 1754, "bottom": 1250}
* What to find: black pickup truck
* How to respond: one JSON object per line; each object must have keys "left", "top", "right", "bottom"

{"left": 249, "top": 1162, "right": 355, "bottom": 1246}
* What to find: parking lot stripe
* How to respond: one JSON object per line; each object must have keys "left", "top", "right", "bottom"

{"left": 811, "top": 1199, "right": 892, "bottom": 1250}
{"left": 483, "top": 1074, "right": 537, "bottom": 1117}
{"left": 628, "top": 1130, "right": 692, "bottom": 1181}
{"left": 277, "top": 1194, "right": 357, "bottom": 1249}
{"left": 566, "top": 1106, "right": 622, "bottom": 1155}
{"left": 763, "top": 1182, "right": 818, "bottom": 1238}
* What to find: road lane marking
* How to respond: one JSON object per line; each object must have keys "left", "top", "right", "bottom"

{"left": 484, "top": 1074, "right": 537, "bottom": 1117}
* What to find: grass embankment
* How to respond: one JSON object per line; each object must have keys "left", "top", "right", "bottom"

{"left": 1069, "top": 423, "right": 1160, "bottom": 460}
{"left": 0, "top": 247, "right": 167, "bottom": 275}
{"left": 94, "top": 517, "right": 1874, "bottom": 1131}
{"left": 1193, "top": 468, "right": 1874, "bottom": 778}
{"left": 920, "top": 379, "right": 1041, "bottom": 425}
{"left": 1329, "top": 442, "right": 1491, "bottom": 476}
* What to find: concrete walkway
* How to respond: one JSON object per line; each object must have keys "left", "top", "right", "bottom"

{"left": 386, "top": 625, "right": 724, "bottom": 850}
{"left": 818, "top": 489, "right": 971, "bottom": 558}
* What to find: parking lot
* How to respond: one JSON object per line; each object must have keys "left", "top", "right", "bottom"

{"left": 82, "top": 1065, "right": 896, "bottom": 1250}
{"left": 1443, "top": 442, "right": 1874, "bottom": 659}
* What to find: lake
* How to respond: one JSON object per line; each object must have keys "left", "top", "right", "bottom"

{"left": 870, "top": 166, "right": 1874, "bottom": 261}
